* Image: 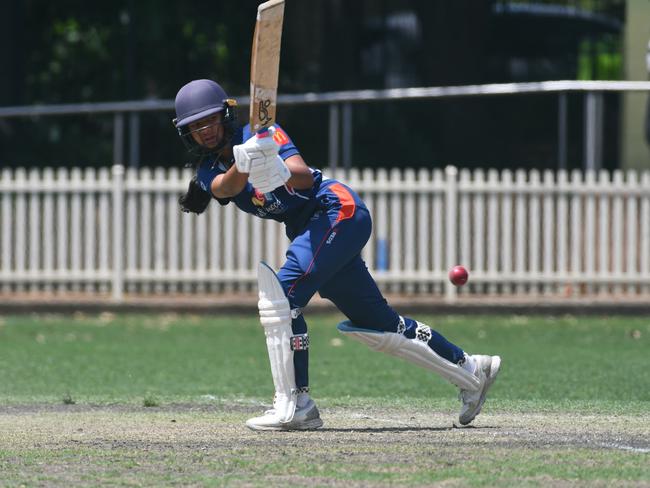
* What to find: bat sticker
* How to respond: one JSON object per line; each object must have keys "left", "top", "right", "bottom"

{"left": 258, "top": 99, "right": 272, "bottom": 125}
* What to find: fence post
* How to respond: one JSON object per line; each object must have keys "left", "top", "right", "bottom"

{"left": 445, "top": 165, "right": 458, "bottom": 303}
{"left": 558, "top": 92, "right": 568, "bottom": 170}
{"left": 342, "top": 102, "right": 353, "bottom": 170}
{"left": 584, "top": 91, "right": 603, "bottom": 171}
{"left": 129, "top": 113, "right": 140, "bottom": 168}
{"left": 113, "top": 113, "right": 125, "bottom": 166}
{"left": 328, "top": 104, "right": 339, "bottom": 175}
{"left": 112, "top": 164, "right": 125, "bottom": 302}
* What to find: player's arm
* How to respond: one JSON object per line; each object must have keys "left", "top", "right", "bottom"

{"left": 210, "top": 164, "right": 249, "bottom": 199}
{"left": 284, "top": 154, "right": 313, "bottom": 190}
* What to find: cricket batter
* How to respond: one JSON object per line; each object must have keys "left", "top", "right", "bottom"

{"left": 173, "top": 79, "right": 501, "bottom": 431}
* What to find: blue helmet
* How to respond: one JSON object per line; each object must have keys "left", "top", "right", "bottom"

{"left": 173, "top": 79, "right": 237, "bottom": 158}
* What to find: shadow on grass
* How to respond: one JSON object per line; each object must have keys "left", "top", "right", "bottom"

{"left": 316, "top": 424, "right": 501, "bottom": 433}
{"left": 318, "top": 426, "right": 451, "bottom": 433}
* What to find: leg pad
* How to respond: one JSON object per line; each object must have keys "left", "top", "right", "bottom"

{"left": 337, "top": 320, "right": 479, "bottom": 392}
{"left": 257, "top": 262, "right": 298, "bottom": 422}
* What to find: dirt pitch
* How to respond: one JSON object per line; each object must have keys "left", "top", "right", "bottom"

{"left": 1, "top": 403, "right": 649, "bottom": 487}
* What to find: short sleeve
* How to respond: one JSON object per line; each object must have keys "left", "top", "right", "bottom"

{"left": 272, "top": 125, "right": 300, "bottom": 160}
{"left": 241, "top": 123, "right": 300, "bottom": 160}
{"left": 196, "top": 160, "right": 230, "bottom": 205}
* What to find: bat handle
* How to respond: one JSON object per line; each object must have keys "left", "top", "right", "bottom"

{"left": 256, "top": 127, "right": 273, "bottom": 139}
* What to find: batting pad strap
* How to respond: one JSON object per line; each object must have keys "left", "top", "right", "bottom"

{"left": 337, "top": 321, "right": 480, "bottom": 392}
{"left": 291, "top": 307, "right": 302, "bottom": 319}
{"left": 290, "top": 334, "right": 309, "bottom": 351}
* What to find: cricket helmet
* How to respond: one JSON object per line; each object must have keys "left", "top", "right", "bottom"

{"left": 173, "top": 79, "right": 238, "bottom": 157}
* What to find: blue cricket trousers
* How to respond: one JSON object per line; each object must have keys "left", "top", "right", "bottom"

{"left": 276, "top": 180, "right": 464, "bottom": 389}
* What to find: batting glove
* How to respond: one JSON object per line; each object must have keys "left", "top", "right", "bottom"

{"left": 248, "top": 153, "right": 291, "bottom": 193}
{"left": 233, "top": 128, "right": 280, "bottom": 174}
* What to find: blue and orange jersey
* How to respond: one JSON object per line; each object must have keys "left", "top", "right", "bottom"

{"left": 196, "top": 123, "right": 366, "bottom": 238}
{"left": 314, "top": 180, "right": 363, "bottom": 226}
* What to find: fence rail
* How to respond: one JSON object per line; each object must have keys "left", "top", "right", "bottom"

{"left": 1, "top": 165, "right": 650, "bottom": 302}
{"left": 3, "top": 80, "right": 650, "bottom": 172}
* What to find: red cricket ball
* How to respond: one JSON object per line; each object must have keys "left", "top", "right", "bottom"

{"left": 448, "top": 265, "right": 469, "bottom": 286}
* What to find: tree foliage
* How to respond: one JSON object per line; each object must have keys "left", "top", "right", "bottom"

{"left": 0, "top": 0, "right": 626, "bottom": 170}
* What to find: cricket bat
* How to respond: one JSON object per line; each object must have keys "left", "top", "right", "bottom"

{"left": 249, "top": 0, "right": 285, "bottom": 135}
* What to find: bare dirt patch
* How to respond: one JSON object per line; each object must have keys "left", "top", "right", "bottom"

{"left": 1, "top": 403, "right": 649, "bottom": 487}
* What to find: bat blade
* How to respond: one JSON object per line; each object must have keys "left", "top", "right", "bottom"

{"left": 249, "top": 0, "right": 285, "bottom": 133}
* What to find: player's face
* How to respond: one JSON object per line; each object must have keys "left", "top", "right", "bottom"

{"left": 188, "top": 113, "right": 224, "bottom": 149}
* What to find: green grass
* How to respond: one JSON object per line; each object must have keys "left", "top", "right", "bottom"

{"left": 0, "top": 313, "right": 649, "bottom": 486}
{"left": 0, "top": 313, "right": 649, "bottom": 407}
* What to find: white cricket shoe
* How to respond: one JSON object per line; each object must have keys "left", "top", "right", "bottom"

{"left": 458, "top": 355, "right": 501, "bottom": 425}
{"left": 246, "top": 398, "right": 323, "bottom": 431}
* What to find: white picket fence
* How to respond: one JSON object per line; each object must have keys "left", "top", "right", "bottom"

{"left": 1, "top": 164, "right": 650, "bottom": 302}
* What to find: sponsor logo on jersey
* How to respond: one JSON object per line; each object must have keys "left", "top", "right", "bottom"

{"left": 273, "top": 127, "right": 290, "bottom": 146}
{"left": 265, "top": 195, "right": 287, "bottom": 214}
{"left": 326, "top": 231, "right": 337, "bottom": 244}
{"left": 251, "top": 188, "right": 287, "bottom": 215}
{"left": 252, "top": 189, "right": 266, "bottom": 207}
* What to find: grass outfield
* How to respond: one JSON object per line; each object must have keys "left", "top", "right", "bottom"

{"left": 0, "top": 313, "right": 649, "bottom": 486}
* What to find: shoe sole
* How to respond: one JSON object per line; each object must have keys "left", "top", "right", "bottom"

{"left": 288, "top": 417, "right": 324, "bottom": 430}
{"left": 246, "top": 417, "right": 324, "bottom": 432}
{"left": 459, "top": 355, "right": 501, "bottom": 426}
